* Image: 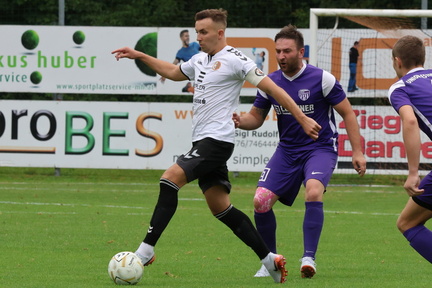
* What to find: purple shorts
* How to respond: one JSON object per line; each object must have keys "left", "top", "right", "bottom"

{"left": 257, "top": 146, "right": 337, "bottom": 206}
{"left": 415, "top": 172, "right": 432, "bottom": 210}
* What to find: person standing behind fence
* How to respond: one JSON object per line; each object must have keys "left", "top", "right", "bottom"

{"left": 348, "top": 41, "right": 359, "bottom": 92}
{"left": 388, "top": 35, "right": 432, "bottom": 263}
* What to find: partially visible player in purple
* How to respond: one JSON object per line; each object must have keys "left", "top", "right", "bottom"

{"left": 233, "top": 25, "right": 366, "bottom": 278}
{"left": 388, "top": 35, "right": 432, "bottom": 263}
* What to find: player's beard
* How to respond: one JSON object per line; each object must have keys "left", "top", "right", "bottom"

{"left": 279, "top": 59, "right": 300, "bottom": 75}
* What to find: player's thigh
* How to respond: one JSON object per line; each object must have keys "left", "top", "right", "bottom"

{"left": 161, "top": 163, "right": 188, "bottom": 187}
{"left": 177, "top": 137, "right": 234, "bottom": 183}
{"left": 257, "top": 147, "right": 303, "bottom": 206}
{"left": 204, "top": 185, "right": 231, "bottom": 215}
{"left": 303, "top": 149, "right": 337, "bottom": 187}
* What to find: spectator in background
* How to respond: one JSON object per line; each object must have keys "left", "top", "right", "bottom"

{"left": 348, "top": 40, "right": 359, "bottom": 92}
{"left": 160, "top": 29, "right": 200, "bottom": 84}
{"left": 252, "top": 48, "right": 266, "bottom": 70}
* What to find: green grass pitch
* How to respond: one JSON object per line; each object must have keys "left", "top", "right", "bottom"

{"left": 0, "top": 167, "right": 430, "bottom": 288}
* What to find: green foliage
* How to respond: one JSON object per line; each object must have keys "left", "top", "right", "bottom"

{"left": 1, "top": 0, "right": 427, "bottom": 28}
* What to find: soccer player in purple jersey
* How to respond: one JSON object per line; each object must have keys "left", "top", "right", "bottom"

{"left": 233, "top": 25, "right": 366, "bottom": 278}
{"left": 388, "top": 35, "right": 432, "bottom": 263}
{"left": 112, "top": 10, "right": 322, "bottom": 283}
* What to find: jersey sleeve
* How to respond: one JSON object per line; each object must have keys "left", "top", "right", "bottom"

{"left": 322, "top": 70, "right": 346, "bottom": 106}
{"left": 388, "top": 80, "right": 411, "bottom": 113}
{"left": 228, "top": 47, "right": 257, "bottom": 80}
{"left": 253, "top": 89, "right": 272, "bottom": 110}
{"left": 179, "top": 55, "right": 197, "bottom": 81}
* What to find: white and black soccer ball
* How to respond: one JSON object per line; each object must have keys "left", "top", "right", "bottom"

{"left": 108, "top": 251, "right": 144, "bottom": 285}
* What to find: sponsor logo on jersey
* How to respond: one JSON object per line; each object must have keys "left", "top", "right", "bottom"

{"left": 193, "top": 98, "right": 206, "bottom": 104}
{"left": 273, "top": 103, "right": 315, "bottom": 115}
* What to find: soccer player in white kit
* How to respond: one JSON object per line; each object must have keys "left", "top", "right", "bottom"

{"left": 112, "top": 9, "right": 321, "bottom": 283}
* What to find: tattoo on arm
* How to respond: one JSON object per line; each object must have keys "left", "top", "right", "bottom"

{"left": 251, "top": 106, "right": 270, "bottom": 121}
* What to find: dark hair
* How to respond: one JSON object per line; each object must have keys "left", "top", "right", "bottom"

{"left": 180, "top": 29, "right": 189, "bottom": 37}
{"left": 195, "top": 8, "right": 228, "bottom": 28}
{"left": 354, "top": 41, "right": 359, "bottom": 45}
{"left": 274, "top": 24, "right": 304, "bottom": 50}
{"left": 393, "top": 35, "right": 425, "bottom": 68}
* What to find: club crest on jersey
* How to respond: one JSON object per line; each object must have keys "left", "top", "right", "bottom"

{"left": 255, "top": 68, "right": 264, "bottom": 76}
{"left": 298, "top": 89, "right": 310, "bottom": 101}
{"left": 212, "top": 61, "right": 221, "bottom": 71}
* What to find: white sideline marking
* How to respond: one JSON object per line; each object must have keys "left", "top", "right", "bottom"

{"left": 0, "top": 200, "right": 398, "bottom": 216}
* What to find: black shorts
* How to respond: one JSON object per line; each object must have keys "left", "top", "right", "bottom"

{"left": 176, "top": 137, "right": 234, "bottom": 193}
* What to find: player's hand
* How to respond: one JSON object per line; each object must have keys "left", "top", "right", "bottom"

{"left": 232, "top": 112, "right": 241, "bottom": 128}
{"left": 112, "top": 47, "right": 142, "bottom": 61}
{"left": 352, "top": 151, "right": 366, "bottom": 177}
{"left": 301, "top": 117, "right": 321, "bottom": 140}
{"left": 404, "top": 174, "right": 425, "bottom": 197}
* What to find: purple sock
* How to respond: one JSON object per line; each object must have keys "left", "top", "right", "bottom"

{"left": 303, "top": 201, "right": 324, "bottom": 259}
{"left": 254, "top": 209, "right": 277, "bottom": 253}
{"left": 403, "top": 225, "right": 432, "bottom": 263}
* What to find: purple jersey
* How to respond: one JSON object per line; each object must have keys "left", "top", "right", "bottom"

{"left": 388, "top": 68, "right": 432, "bottom": 140}
{"left": 389, "top": 67, "right": 432, "bottom": 209}
{"left": 254, "top": 64, "right": 346, "bottom": 151}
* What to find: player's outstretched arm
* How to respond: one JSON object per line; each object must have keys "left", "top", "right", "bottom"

{"left": 111, "top": 47, "right": 187, "bottom": 81}
{"left": 257, "top": 77, "right": 321, "bottom": 140}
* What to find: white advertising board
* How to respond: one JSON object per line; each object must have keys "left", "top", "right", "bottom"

{"left": 1, "top": 100, "right": 431, "bottom": 175}
{"left": 4, "top": 25, "right": 430, "bottom": 97}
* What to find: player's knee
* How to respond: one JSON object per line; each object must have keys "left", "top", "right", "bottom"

{"left": 396, "top": 215, "right": 410, "bottom": 233}
{"left": 253, "top": 187, "right": 275, "bottom": 213}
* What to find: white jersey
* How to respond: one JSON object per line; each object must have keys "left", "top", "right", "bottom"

{"left": 180, "top": 45, "right": 257, "bottom": 143}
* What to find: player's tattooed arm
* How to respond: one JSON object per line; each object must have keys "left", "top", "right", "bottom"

{"left": 251, "top": 106, "right": 270, "bottom": 122}
{"left": 232, "top": 105, "right": 269, "bottom": 130}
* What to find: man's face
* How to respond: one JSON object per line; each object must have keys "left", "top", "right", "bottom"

{"left": 181, "top": 32, "right": 190, "bottom": 46}
{"left": 195, "top": 18, "right": 220, "bottom": 54}
{"left": 275, "top": 38, "right": 304, "bottom": 76}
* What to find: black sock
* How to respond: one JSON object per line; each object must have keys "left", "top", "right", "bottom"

{"left": 144, "top": 179, "right": 179, "bottom": 246}
{"left": 216, "top": 205, "right": 269, "bottom": 259}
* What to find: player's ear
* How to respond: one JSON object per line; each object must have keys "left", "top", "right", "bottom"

{"left": 394, "top": 57, "right": 402, "bottom": 68}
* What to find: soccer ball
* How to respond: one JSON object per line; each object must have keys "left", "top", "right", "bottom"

{"left": 108, "top": 251, "right": 144, "bottom": 285}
